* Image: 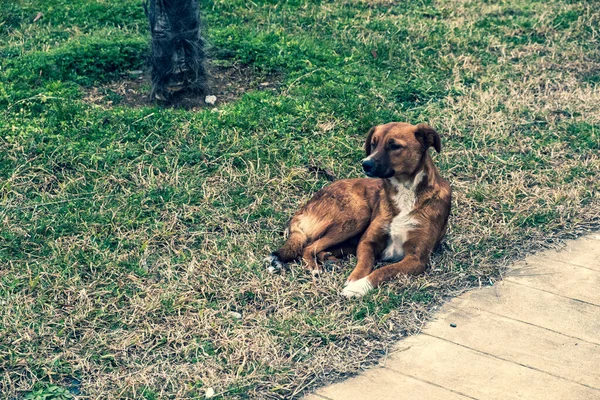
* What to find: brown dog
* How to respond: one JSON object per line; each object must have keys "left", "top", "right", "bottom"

{"left": 265, "top": 122, "right": 451, "bottom": 297}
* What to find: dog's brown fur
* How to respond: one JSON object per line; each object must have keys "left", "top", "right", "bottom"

{"left": 266, "top": 122, "right": 451, "bottom": 297}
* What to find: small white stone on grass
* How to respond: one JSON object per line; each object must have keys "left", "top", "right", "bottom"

{"left": 228, "top": 311, "right": 242, "bottom": 319}
{"left": 204, "top": 95, "right": 217, "bottom": 105}
{"left": 205, "top": 387, "right": 215, "bottom": 398}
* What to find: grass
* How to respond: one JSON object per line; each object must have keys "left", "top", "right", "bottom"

{"left": 1, "top": 0, "right": 599, "bottom": 398}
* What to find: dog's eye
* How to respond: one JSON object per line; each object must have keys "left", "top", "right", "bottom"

{"left": 389, "top": 142, "right": 403, "bottom": 151}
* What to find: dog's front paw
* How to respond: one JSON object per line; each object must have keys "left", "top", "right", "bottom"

{"left": 264, "top": 254, "right": 283, "bottom": 274}
{"left": 341, "top": 277, "right": 373, "bottom": 298}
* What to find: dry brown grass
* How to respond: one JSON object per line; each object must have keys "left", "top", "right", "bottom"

{"left": 81, "top": 63, "right": 282, "bottom": 110}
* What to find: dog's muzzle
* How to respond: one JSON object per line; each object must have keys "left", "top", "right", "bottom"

{"left": 362, "top": 158, "right": 376, "bottom": 176}
{"left": 362, "top": 157, "right": 394, "bottom": 178}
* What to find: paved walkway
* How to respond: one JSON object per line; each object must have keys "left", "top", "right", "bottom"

{"left": 305, "top": 234, "right": 600, "bottom": 400}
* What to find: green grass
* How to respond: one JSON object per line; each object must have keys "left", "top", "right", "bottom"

{"left": 1, "top": 0, "right": 599, "bottom": 398}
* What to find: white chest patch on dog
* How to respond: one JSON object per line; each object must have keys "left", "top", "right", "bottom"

{"left": 381, "top": 172, "right": 424, "bottom": 262}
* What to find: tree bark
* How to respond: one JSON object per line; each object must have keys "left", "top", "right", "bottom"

{"left": 145, "top": 0, "right": 208, "bottom": 101}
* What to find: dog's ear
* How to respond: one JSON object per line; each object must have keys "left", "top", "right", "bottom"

{"left": 415, "top": 123, "right": 441, "bottom": 153}
{"left": 364, "top": 126, "right": 376, "bottom": 156}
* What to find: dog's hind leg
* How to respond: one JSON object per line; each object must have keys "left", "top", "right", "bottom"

{"left": 264, "top": 231, "right": 308, "bottom": 274}
{"left": 303, "top": 235, "right": 344, "bottom": 276}
{"left": 265, "top": 214, "right": 326, "bottom": 273}
{"left": 317, "top": 240, "right": 358, "bottom": 262}
{"left": 266, "top": 212, "right": 364, "bottom": 275}
{"left": 275, "top": 230, "right": 308, "bottom": 262}
{"left": 302, "top": 228, "right": 361, "bottom": 276}
{"left": 317, "top": 251, "right": 337, "bottom": 263}
{"left": 265, "top": 229, "right": 308, "bottom": 273}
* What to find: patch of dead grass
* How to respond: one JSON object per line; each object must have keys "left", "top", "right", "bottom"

{"left": 82, "top": 63, "right": 282, "bottom": 110}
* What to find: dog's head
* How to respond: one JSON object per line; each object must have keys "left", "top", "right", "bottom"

{"left": 362, "top": 122, "right": 441, "bottom": 178}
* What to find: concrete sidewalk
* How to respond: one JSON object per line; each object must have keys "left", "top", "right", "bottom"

{"left": 305, "top": 234, "right": 600, "bottom": 400}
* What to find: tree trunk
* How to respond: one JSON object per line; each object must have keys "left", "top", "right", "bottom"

{"left": 145, "top": 0, "right": 208, "bottom": 101}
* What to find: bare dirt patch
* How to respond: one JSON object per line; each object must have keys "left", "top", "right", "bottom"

{"left": 82, "top": 63, "right": 282, "bottom": 110}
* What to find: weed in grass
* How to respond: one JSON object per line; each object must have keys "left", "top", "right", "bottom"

{"left": 23, "top": 385, "right": 74, "bottom": 400}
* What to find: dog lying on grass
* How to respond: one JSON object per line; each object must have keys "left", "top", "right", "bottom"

{"left": 265, "top": 122, "right": 451, "bottom": 297}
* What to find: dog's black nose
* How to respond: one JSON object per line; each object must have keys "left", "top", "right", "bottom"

{"left": 362, "top": 159, "right": 375, "bottom": 173}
